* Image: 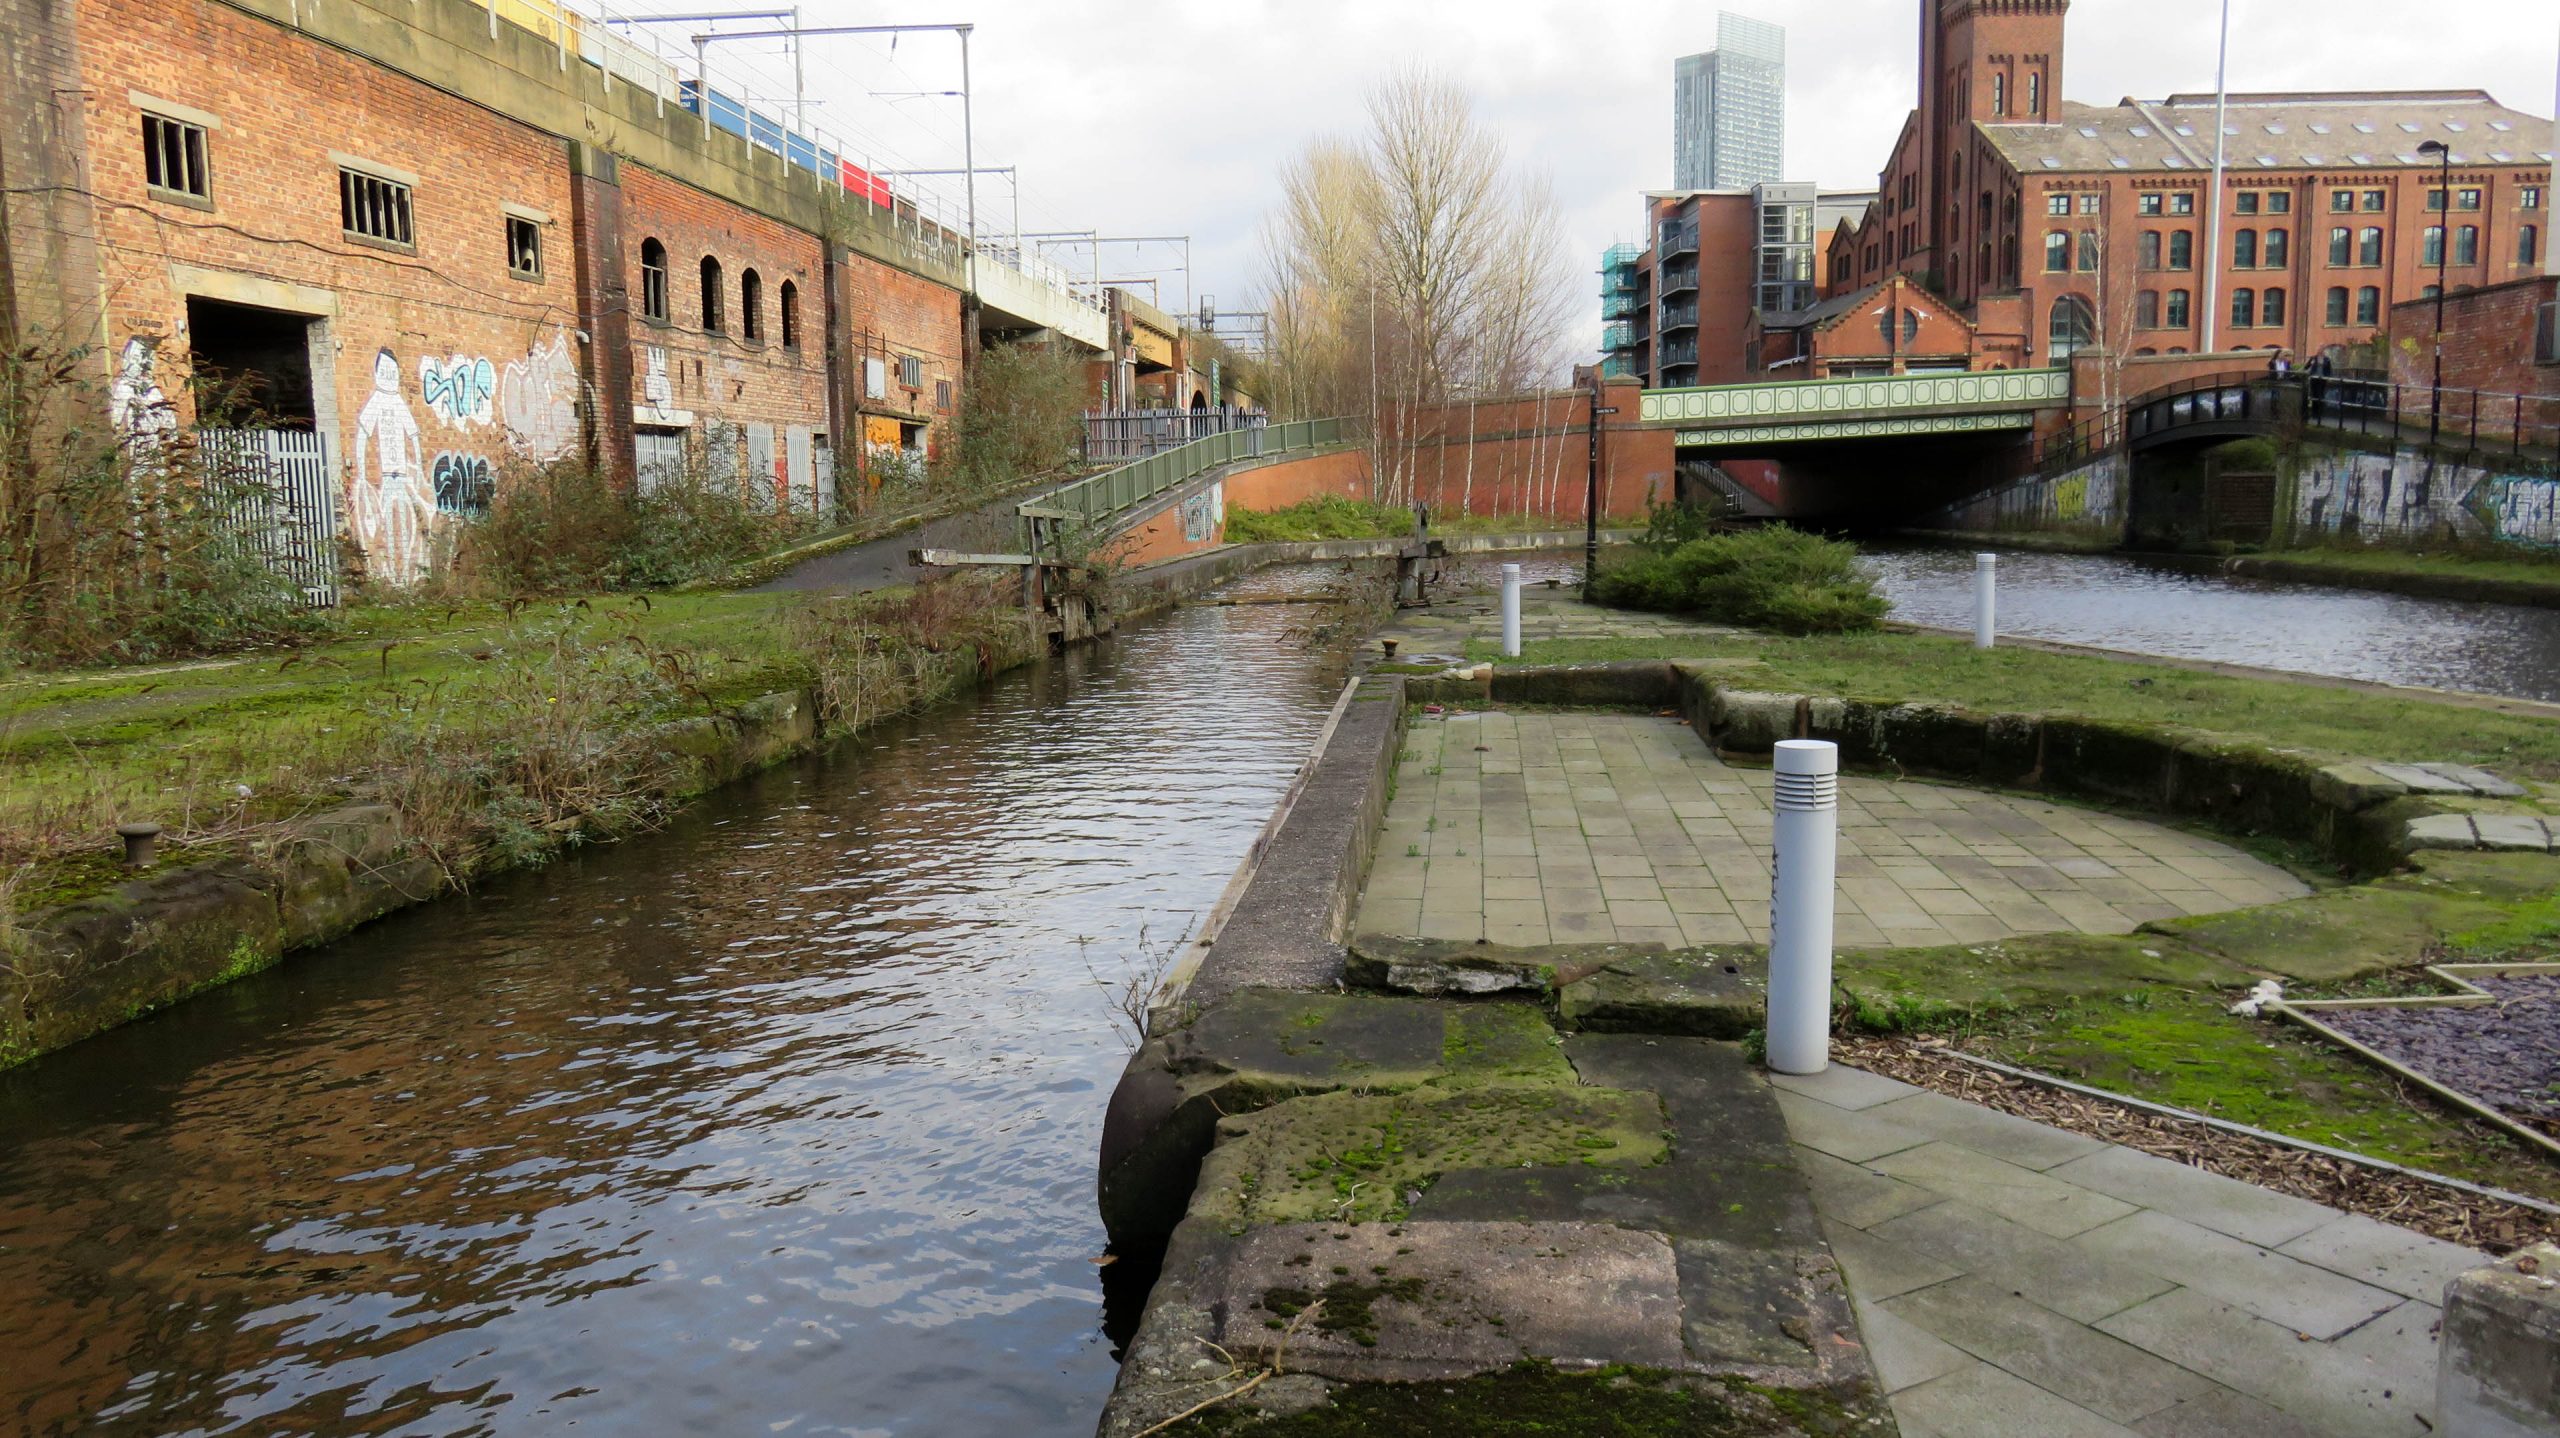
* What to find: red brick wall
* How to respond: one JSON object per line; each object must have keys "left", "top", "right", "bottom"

{"left": 1393, "top": 383, "right": 1668, "bottom": 522}
{"left": 79, "top": 0, "right": 583, "bottom": 584}
{"left": 841, "top": 250, "right": 964, "bottom": 471}
{"left": 621, "top": 166, "right": 828, "bottom": 509}
{"left": 1111, "top": 449, "right": 1372, "bottom": 568}
{"left": 2386, "top": 274, "right": 2558, "bottom": 396}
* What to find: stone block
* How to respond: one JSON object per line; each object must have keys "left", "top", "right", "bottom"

{"left": 2375, "top": 762, "right": 2482, "bottom": 795}
{"left": 2438, "top": 1241, "right": 2560, "bottom": 1438}
{"left": 2469, "top": 814, "right": 2551, "bottom": 853}
{"left": 2416, "top": 763, "right": 2528, "bottom": 799}
{"left": 2405, "top": 813, "right": 2481, "bottom": 850}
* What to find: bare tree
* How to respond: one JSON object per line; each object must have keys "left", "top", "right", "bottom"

{"left": 1257, "top": 68, "right": 1576, "bottom": 511}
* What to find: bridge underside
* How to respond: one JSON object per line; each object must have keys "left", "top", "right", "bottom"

{"left": 1680, "top": 429, "right": 2040, "bottom": 526}
{"left": 1673, "top": 410, "right": 2034, "bottom": 451}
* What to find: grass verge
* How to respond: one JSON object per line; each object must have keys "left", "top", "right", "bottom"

{"left": 1462, "top": 629, "right": 2560, "bottom": 779}
{"left": 1224, "top": 495, "right": 1635, "bottom": 544}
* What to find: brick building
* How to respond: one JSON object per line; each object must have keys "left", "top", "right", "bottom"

{"left": 1603, "top": 185, "right": 1871, "bottom": 387}
{"left": 0, "top": 0, "right": 1004, "bottom": 587}
{"left": 1824, "top": 1, "right": 2554, "bottom": 372}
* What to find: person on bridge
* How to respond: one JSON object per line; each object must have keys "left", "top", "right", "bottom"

{"left": 2267, "top": 350, "right": 2293, "bottom": 380}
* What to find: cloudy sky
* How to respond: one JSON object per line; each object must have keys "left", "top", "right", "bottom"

{"left": 616, "top": 1, "right": 2556, "bottom": 359}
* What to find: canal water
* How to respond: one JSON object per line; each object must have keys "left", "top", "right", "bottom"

{"left": 1864, "top": 545, "right": 2560, "bottom": 703}
{"left": 0, "top": 568, "right": 1366, "bottom": 1437}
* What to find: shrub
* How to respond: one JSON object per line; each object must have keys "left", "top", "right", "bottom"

{"left": 1588, "top": 524, "right": 1887, "bottom": 635}
{"left": 1223, "top": 494, "right": 1413, "bottom": 543}
{"left": 444, "top": 454, "right": 803, "bottom": 597}
{"left": 0, "top": 342, "right": 328, "bottom": 668}
{"left": 929, "top": 339, "right": 1086, "bottom": 498}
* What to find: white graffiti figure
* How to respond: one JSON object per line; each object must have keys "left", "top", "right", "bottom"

{"left": 108, "top": 337, "right": 177, "bottom": 476}
{"left": 420, "top": 353, "right": 497, "bottom": 428}
{"left": 351, "top": 347, "right": 432, "bottom": 584}
{"left": 639, "top": 345, "right": 676, "bottom": 420}
{"left": 500, "top": 327, "right": 580, "bottom": 462}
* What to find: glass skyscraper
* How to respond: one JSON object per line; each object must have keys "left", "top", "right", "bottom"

{"left": 1672, "top": 12, "right": 1785, "bottom": 191}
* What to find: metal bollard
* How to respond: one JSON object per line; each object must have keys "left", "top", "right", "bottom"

{"left": 1972, "top": 552, "right": 1997, "bottom": 650}
{"left": 1500, "top": 563, "right": 1522, "bottom": 658}
{"left": 1765, "top": 739, "right": 1839, "bottom": 1075}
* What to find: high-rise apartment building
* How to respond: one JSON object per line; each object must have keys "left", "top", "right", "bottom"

{"left": 1672, "top": 13, "right": 1786, "bottom": 191}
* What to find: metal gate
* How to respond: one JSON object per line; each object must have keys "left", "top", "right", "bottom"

{"left": 197, "top": 427, "right": 341, "bottom": 607}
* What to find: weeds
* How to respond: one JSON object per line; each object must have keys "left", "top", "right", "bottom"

{"left": 1086, "top": 919, "right": 1197, "bottom": 1052}
{"left": 439, "top": 453, "right": 808, "bottom": 598}
{"left": 1589, "top": 524, "right": 1887, "bottom": 635}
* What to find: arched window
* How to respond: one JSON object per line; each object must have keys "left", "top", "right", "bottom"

{"left": 2047, "top": 294, "right": 2096, "bottom": 358}
{"left": 2358, "top": 227, "right": 2383, "bottom": 266}
{"left": 700, "top": 255, "right": 724, "bottom": 330}
{"left": 2044, "top": 232, "right": 2069, "bottom": 272}
{"left": 740, "top": 268, "right": 763, "bottom": 341}
{"left": 2325, "top": 286, "right": 2349, "bottom": 324}
{"left": 2233, "top": 229, "right": 2257, "bottom": 267}
{"left": 2137, "top": 290, "right": 2161, "bottom": 328}
{"left": 2027, "top": 71, "right": 2042, "bottom": 116}
{"left": 2166, "top": 288, "right": 2191, "bottom": 327}
{"left": 2168, "top": 230, "right": 2194, "bottom": 270}
{"left": 2264, "top": 228, "right": 2288, "bottom": 266}
{"left": 1993, "top": 72, "right": 2007, "bottom": 115}
{"left": 1978, "top": 240, "right": 1992, "bottom": 282}
{"left": 2140, "top": 231, "right": 2163, "bottom": 269}
{"left": 780, "top": 280, "right": 799, "bottom": 349}
{"left": 2231, "top": 288, "right": 2255, "bottom": 328}
{"left": 2076, "top": 231, "right": 2099, "bottom": 272}
{"left": 2355, "top": 286, "right": 2379, "bottom": 324}
{"left": 2454, "top": 225, "right": 2478, "bottom": 265}
{"left": 640, "top": 238, "right": 669, "bottom": 323}
{"left": 2422, "top": 226, "right": 2445, "bottom": 266}
{"left": 2328, "top": 227, "right": 2351, "bottom": 265}
{"left": 2262, "top": 287, "right": 2286, "bottom": 325}
{"left": 2523, "top": 225, "right": 2542, "bottom": 265}
{"left": 2002, "top": 235, "right": 2018, "bottom": 284}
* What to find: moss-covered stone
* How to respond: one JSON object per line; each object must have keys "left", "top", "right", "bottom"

{"left": 1148, "top": 1360, "right": 1878, "bottom": 1437}
{"left": 1192, "top": 1084, "right": 1668, "bottom": 1229}
{"left": 1558, "top": 951, "right": 1768, "bottom": 1038}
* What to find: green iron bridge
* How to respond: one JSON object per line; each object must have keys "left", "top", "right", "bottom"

{"left": 1639, "top": 367, "right": 2072, "bottom": 450}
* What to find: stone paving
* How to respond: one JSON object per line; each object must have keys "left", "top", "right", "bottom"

{"left": 1778, "top": 1062, "right": 2484, "bottom": 1437}
{"left": 1357, "top": 710, "right": 2309, "bottom": 950}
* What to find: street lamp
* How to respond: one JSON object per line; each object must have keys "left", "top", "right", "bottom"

{"left": 2418, "top": 139, "right": 2451, "bottom": 504}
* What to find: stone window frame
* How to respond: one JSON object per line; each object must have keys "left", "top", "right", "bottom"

{"left": 502, "top": 203, "right": 546, "bottom": 283}
{"left": 134, "top": 93, "right": 218, "bottom": 211}
{"left": 334, "top": 153, "right": 417, "bottom": 254}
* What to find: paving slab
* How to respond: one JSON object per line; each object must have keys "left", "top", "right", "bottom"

{"left": 2071, "top": 1209, "right": 2402, "bottom": 1339}
{"left": 1869, "top": 1141, "right": 2139, "bottom": 1238}
{"left": 2276, "top": 1211, "right": 2495, "bottom": 1302}
{"left": 1883, "top": 1273, "right": 2219, "bottom": 1423}
{"left": 1359, "top": 712, "right": 2308, "bottom": 951}
{"left": 2043, "top": 1143, "right": 2337, "bottom": 1248}
{"left": 1890, "top": 1359, "right": 2146, "bottom": 1438}
{"left": 2095, "top": 1286, "right": 2438, "bottom": 1437}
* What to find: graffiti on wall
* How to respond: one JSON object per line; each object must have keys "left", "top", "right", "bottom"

{"left": 432, "top": 452, "right": 494, "bottom": 514}
{"left": 1179, "top": 481, "right": 1226, "bottom": 543}
{"left": 2294, "top": 451, "right": 2491, "bottom": 543}
{"left": 638, "top": 346, "right": 680, "bottom": 425}
{"left": 500, "top": 328, "right": 579, "bottom": 461}
{"left": 2492, "top": 477, "right": 2560, "bottom": 548}
{"left": 109, "top": 336, "right": 176, "bottom": 471}
{"left": 420, "top": 354, "right": 498, "bottom": 428}
{"left": 1922, "top": 453, "right": 2122, "bottom": 536}
{"left": 351, "top": 347, "right": 433, "bottom": 584}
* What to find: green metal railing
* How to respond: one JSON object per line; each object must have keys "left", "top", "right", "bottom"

{"left": 1022, "top": 416, "right": 1348, "bottom": 528}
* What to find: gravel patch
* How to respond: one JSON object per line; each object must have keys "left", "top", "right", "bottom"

{"left": 2325, "top": 975, "right": 2560, "bottom": 1138}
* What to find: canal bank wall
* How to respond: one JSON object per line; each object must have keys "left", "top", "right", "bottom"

{"left": 1907, "top": 429, "right": 2560, "bottom": 603}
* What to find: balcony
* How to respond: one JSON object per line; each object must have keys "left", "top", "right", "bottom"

{"left": 1658, "top": 302, "right": 1699, "bottom": 334}
{"left": 1658, "top": 264, "right": 1698, "bottom": 297}
{"left": 1658, "top": 340, "right": 1699, "bottom": 369}
{"left": 1602, "top": 292, "right": 1638, "bottom": 320}
{"left": 1601, "top": 321, "right": 1635, "bottom": 352}
{"left": 1659, "top": 224, "right": 1698, "bottom": 260}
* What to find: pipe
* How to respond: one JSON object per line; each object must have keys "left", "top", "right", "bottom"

{"left": 1765, "top": 739, "right": 1839, "bottom": 1076}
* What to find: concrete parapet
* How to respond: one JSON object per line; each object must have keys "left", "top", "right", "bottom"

{"left": 2438, "top": 1242, "right": 2560, "bottom": 1438}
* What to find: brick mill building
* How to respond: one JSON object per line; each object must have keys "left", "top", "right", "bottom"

{"left": 0, "top": 0, "right": 1229, "bottom": 590}
{"left": 1612, "top": 0, "right": 2556, "bottom": 386}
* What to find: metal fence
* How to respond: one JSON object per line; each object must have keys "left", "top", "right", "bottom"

{"left": 2033, "top": 371, "right": 2560, "bottom": 481}
{"left": 198, "top": 427, "right": 341, "bottom": 607}
{"left": 1029, "top": 417, "right": 1346, "bottom": 527}
{"left": 1080, "top": 406, "right": 1267, "bottom": 464}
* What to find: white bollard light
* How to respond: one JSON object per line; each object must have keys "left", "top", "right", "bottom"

{"left": 1972, "top": 552, "right": 1997, "bottom": 650}
{"left": 1500, "top": 563, "right": 1523, "bottom": 658}
{"left": 1765, "top": 739, "right": 1840, "bottom": 1075}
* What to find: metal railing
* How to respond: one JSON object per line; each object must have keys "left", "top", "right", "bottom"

{"left": 199, "top": 427, "right": 342, "bottom": 607}
{"left": 1027, "top": 417, "right": 1346, "bottom": 527}
{"left": 1081, "top": 405, "right": 1266, "bottom": 463}
{"left": 2034, "top": 370, "right": 2560, "bottom": 479}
